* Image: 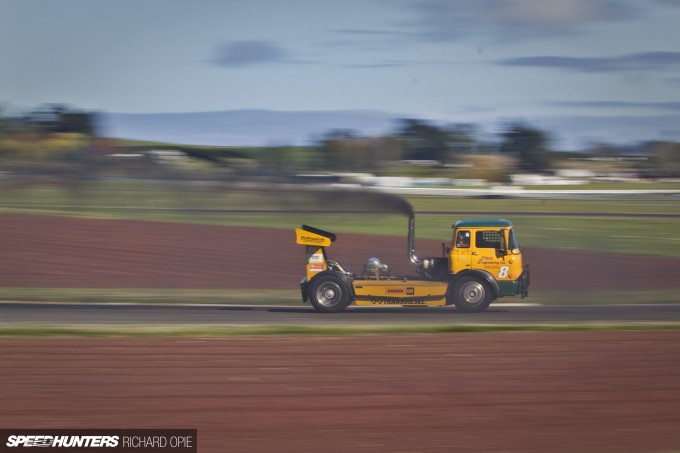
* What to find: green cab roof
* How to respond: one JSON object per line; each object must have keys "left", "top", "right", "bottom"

{"left": 453, "top": 219, "right": 513, "bottom": 228}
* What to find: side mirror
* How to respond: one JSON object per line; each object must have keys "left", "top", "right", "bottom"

{"left": 497, "top": 231, "right": 507, "bottom": 257}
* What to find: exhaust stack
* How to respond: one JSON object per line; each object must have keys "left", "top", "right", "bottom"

{"left": 408, "top": 215, "right": 423, "bottom": 268}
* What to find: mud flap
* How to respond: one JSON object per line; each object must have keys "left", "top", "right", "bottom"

{"left": 521, "top": 265, "right": 530, "bottom": 298}
{"left": 300, "top": 278, "right": 309, "bottom": 303}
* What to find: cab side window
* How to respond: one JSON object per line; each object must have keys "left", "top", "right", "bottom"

{"left": 455, "top": 230, "right": 470, "bottom": 248}
{"left": 476, "top": 230, "right": 501, "bottom": 248}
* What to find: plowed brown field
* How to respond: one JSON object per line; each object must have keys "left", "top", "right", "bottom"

{"left": 1, "top": 332, "right": 679, "bottom": 452}
{"left": 3, "top": 215, "right": 680, "bottom": 452}
{"left": 1, "top": 214, "right": 679, "bottom": 291}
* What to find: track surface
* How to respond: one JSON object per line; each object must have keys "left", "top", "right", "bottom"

{"left": 2, "top": 302, "right": 680, "bottom": 325}
{"left": 2, "top": 332, "right": 679, "bottom": 453}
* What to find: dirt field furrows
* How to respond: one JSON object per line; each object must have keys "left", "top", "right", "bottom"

{"left": 1, "top": 332, "right": 679, "bottom": 453}
{"left": 1, "top": 213, "right": 679, "bottom": 291}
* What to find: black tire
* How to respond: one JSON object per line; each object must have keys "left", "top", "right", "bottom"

{"left": 450, "top": 276, "right": 492, "bottom": 313}
{"left": 309, "top": 273, "right": 352, "bottom": 313}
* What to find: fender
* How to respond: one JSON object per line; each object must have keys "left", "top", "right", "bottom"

{"left": 302, "top": 270, "right": 355, "bottom": 303}
{"left": 450, "top": 269, "right": 501, "bottom": 299}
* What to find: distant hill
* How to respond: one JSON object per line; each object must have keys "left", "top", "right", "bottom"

{"left": 97, "top": 109, "right": 680, "bottom": 151}
{"left": 98, "top": 109, "right": 403, "bottom": 147}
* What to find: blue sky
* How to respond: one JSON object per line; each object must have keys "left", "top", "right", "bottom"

{"left": 2, "top": 0, "right": 680, "bottom": 149}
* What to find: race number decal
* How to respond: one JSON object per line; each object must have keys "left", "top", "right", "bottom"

{"left": 498, "top": 266, "right": 510, "bottom": 279}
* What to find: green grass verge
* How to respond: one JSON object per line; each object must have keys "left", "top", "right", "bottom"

{"left": 0, "top": 288, "right": 302, "bottom": 305}
{"left": 408, "top": 196, "right": 680, "bottom": 215}
{"left": 1, "top": 182, "right": 679, "bottom": 257}
{"left": 2, "top": 181, "right": 679, "bottom": 215}
{"left": 1, "top": 323, "right": 680, "bottom": 337}
{"left": 524, "top": 290, "right": 680, "bottom": 305}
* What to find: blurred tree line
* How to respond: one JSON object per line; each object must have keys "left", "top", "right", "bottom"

{"left": 0, "top": 104, "right": 96, "bottom": 158}
{"left": 314, "top": 120, "right": 680, "bottom": 180}
{"left": 2, "top": 104, "right": 680, "bottom": 180}
{"left": 314, "top": 120, "right": 555, "bottom": 180}
{"left": 0, "top": 104, "right": 95, "bottom": 136}
{"left": 645, "top": 142, "right": 680, "bottom": 179}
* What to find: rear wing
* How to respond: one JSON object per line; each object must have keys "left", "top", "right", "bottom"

{"left": 295, "top": 224, "right": 336, "bottom": 247}
{"left": 295, "top": 225, "right": 336, "bottom": 280}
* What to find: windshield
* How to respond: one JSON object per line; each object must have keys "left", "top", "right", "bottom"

{"left": 509, "top": 229, "right": 520, "bottom": 251}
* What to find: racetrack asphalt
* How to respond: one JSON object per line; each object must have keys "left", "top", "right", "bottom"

{"left": 2, "top": 302, "right": 680, "bottom": 325}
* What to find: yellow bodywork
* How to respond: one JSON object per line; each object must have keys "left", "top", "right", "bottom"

{"left": 296, "top": 219, "right": 528, "bottom": 311}
{"left": 353, "top": 279, "right": 448, "bottom": 306}
{"left": 296, "top": 228, "right": 333, "bottom": 247}
{"left": 450, "top": 225, "right": 524, "bottom": 291}
{"left": 296, "top": 228, "right": 329, "bottom": 281}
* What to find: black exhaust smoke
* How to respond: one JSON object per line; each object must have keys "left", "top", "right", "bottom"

{"left": 309, "top": 187, "right": 420, "bottom": 267}
{"left": 367, "top": 190, "right": 414, "bottom": 218}
{"left": 311, "top": 187, "right": 414, "bottom": 217}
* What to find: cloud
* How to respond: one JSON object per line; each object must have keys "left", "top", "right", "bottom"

{"left": 212, "top": 40, "right": 288, "bottom": 67}
{"left": 498, "top": 51, "right": 680, "bottom": 72}
{"left": 407, "top": 0, "right": 638, "bottom": 42}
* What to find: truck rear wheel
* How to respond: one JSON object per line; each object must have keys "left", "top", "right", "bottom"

{"left": 451, "top": 276, "right": 492, "bottom": 313}
{"left": 309, "top": 273, "right": 352, "bottom": 313}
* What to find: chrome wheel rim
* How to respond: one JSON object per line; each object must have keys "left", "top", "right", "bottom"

{"left": 461, "top": 281, "right": 485, "bottom": 305}
{"left": 316, "top": 282, "right": 342, "bottom": 307}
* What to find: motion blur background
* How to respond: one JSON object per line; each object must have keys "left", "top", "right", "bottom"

{"left": 1, "top": 0, "right": 679, "bottom": 304}
{"left": 3, "top": 6, "right": 680, "bottom": 453}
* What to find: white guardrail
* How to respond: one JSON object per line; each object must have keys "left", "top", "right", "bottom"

{"left": 366, "top": 185, "right": 680, "bottom": 199}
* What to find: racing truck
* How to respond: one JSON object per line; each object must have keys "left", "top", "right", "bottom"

{"left": 296, "top": 215, "right": 529, "bottom": 313}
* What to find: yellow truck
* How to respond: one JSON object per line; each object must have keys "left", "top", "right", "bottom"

{"left": 296, "top": 215, "right": 529, "bottom": 313}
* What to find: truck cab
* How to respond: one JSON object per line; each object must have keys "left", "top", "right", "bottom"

{"left": 448, "top": 219, "right": 529, "bottom": 311}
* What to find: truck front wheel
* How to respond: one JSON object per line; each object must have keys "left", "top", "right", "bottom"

{"left": 309, "top": 273, "right": 352, "bottom": 313}
{"left": 450, "top": 277, "right": 492, "bottom": 313}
